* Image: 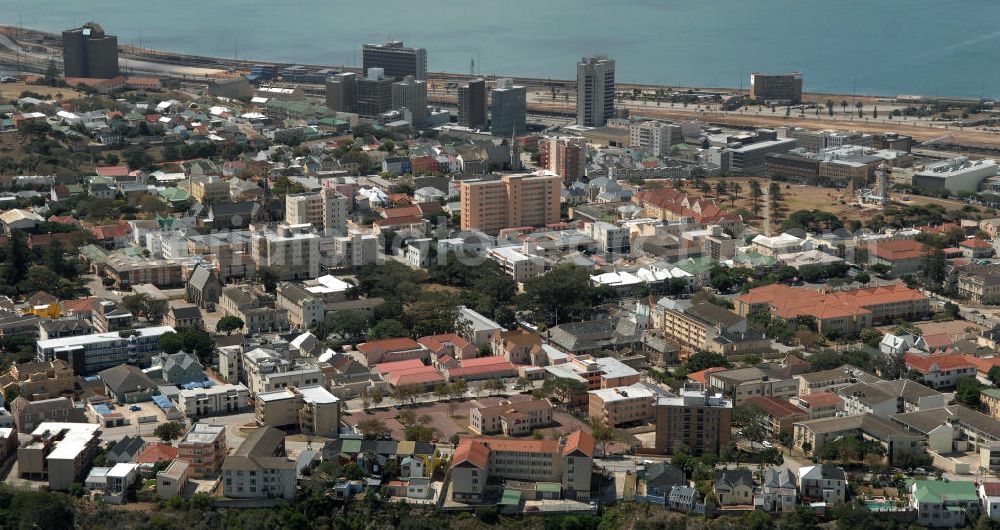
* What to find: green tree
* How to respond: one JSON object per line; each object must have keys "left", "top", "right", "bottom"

{"left": 216, "top": 315, "right": 245, "bottom": 335}
{"left": 256, "top": 265, "right": 281, "bottom": 292}
{"left": 356, "top": 418, "right": 388, "bottom": 438}
{"left": 483, "top": 378, "right": 505, "bottom": 396}
{"left": 369, "top": 319, "right": 408, "bottom": 339}
{"left": 685, "top": 351, "right": 732, "bottom": 372}
{"left": 517, "top": 264, "right": 603, "bottom": 324}
{"left": 956, "top": 376, "right": 984, "bottom": 407}
{"left": 154, "top": 421, "right": 185, "bottom": 441}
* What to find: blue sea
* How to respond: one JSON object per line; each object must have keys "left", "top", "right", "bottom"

{"left": 3, "top": 0, "right": 1000, "bottom": 98}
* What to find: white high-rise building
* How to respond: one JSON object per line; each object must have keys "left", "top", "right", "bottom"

{"left": 576, "top": 55, "right": 615, "bottom": 127}
{"left": 250, "top": 223, "right": 321, "bottom": 280}
{"left": 629, "top": 120, "right": 682, "bottom": 157}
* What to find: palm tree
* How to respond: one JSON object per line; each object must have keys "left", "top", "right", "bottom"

{"left": 750, "top": 179, "right": 762, "bottom": 216}
{"left": 855, "top": 101, "right": 864, "bottom": 118}
{"left": 826, "top": 100, "right": 834, "bottom": 117}
{"left": 715, "top": 181, "right": 728, "bottom": 197}
{"left": 731, "top": 182, "right": 742, "bottom": 200}
{"left": 841, "top": 100, "right": 848, "bottom": 115}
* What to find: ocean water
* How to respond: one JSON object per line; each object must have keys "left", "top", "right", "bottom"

{"left": 3, "top": 0, "right": 1000, "bottom": 98}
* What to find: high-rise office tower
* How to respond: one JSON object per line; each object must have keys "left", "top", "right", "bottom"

{"left": 576, "top": 55, "right": 615, "bottom": 127}
{"left": 355, "top": 68, "right": 394, "bottom": 118}
{"left": 490, "top": 78, "right": 526, "bottom": 138}
{"left": 62, "top": 22, "right": 120, "bottom": 79}
{"left": 391, "top": 75, "right": 428, "bottom": 127}
{"left": 362, "top": 41, "right": 427, "bottom": 80}
{"left": 325, "top": 72, "right": 359, "bottom": 113}
{"left": 458, "top": 78, "right": 487, "bottom": 129}
{"left": 749, "top": 72, "right": 803, "bottom": 104}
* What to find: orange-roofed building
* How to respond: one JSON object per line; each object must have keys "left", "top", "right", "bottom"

{"left": 418, "top": 333, "right": 477, "bottom": 360}
{"left": 734, "top": 283, "right": 929, "bottom": 336}
{"left": 904, "top": 352, "right": 976, "bottom": 389}
{"left": 357, "top": 338, "right": 429, "bottom": 366}
{"left": 136, "top": 442, "right": 178, "bottom": 465}
{"left": 96, "top": 165, "right": 131, "bottom": 178}
{"left": 450, "top": 429, "right": 594, "bottom": 503}
{"left": 867, "top": 239, "right": 931, "bottom": 275}
{"left": 960, "top": 237, "right": 995, "bottom": 259}
{"left": 962, "top": 354, "right": 1000, "bottom": 378}
{"left": 445, "top": 356, "right": 519, "bottom": 381}
{"left": 743, "top": 396, "right": 808, "bottom": 435}
{"left": 688, "top": 367, "right": 727, "bottom": 386}
{"left": 789, "top": 392, "right": 844, "bottom": 419}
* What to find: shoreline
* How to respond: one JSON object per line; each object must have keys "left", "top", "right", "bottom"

{"left": 0, "top": 25, "right": 986, "bottom": 106}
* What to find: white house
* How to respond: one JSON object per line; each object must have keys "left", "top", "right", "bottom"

{"left": 980, "top": 482, "right": 1000, "bottom": 521}
{"left": 797, "top": 464, "right": 846, "bottom": 505}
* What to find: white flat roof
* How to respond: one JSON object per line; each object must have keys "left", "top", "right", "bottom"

{"left": 297, "top": 385, "right": 339, "bottom": 404}
{"left": 107, "top": 462, "right": 139, "bottom": 478}
{"left": 37, "top": 326, "right": 176, "bottom": 350}
{"left": 256, "top": 388, "right": 295, "bottom": 402}
{"left": 32, "top": 422, "right": 100, "bottom": 461}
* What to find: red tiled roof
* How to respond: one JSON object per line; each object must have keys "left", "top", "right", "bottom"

{"left": 922, "top": 333, "right": 953, "bottom": 350}
{"left": 962, "top": 354, "right": 1000, "bottom": 375}
{"left": 61, "top": 297, "right": 99, "bottom": 314}
{"left": 983, "top": 482, "right": 1000, "bottom": 497}
{"left": 447, "top": 357, "right": 518, "bottom": 379}
{"left": 793, "top": 392, "right": 843, "bottom": 408}
{"left": 736, "top": 283, "right": 927, "bottom": 322}
{"left": 383, "top": 206, "right": 422, "bottom": 219}
{"left": 866, "top": 240, "right": 930, "bottom": 261}
{"left": 418, "top": 333, "right": 475, "bottom": 357}
{"left": 562, "top": 430, "right": 595, "bottom": 457}
{"left": 688, "top": 367, "right": 726, "bottom": 385}
{"left": 960, "top": 237, "right": 992, "bottom": 249}
{"left": 744, "top": 396, "right": 807, "bottom": 418}
{"left": 904, "top": 352, "right": 975, "bottom": 374}
{"left": 96, "top": 165, "right": 130, "bottom": 178}
{"left": 137, "top": 443, "right": 178, "bottom": 464}
{"left": 358, "top": 338, "right": 423, "bottom": 355}
{"left": 453, "top": 439, "right": 489, "bottom": 469}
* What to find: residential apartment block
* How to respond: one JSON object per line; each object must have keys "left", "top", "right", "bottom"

{"left": 460, "top": 171, "right": 562, "bottom": 235}
{"left": 178, "top": 423, "right": 227, "bottom": 478}
{"left": 284, "top": 189, "right": 349, "bottom": 234}
{"left": 255, "top": 385, "right": 340, "bottom": 437}
{"left": 589, "top": 383, "right": 659, "bottom": 428}
{"left": 35, "top": 325, "right": 176, "bottom": 375}
{"left": 18, "top": 422, "right": 101, "bottom": 491}
{"left": 451, "top": 430, "right": 594, "bottom": 502}
{"left": 653, "top": 387, "right": 732, "bottom": 456}
{"left": 222, "top": 427, "right": 297, "bottom": 499}
{"left": 176, "top": 383, "right": 251, "bottom": 419}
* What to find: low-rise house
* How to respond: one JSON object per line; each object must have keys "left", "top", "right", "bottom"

{"left": 867, "top": 239, "right": 931, "bottom": 275}
{"left": 149, "top": 352, "right": 206, "bottom": 386}
{"left": 106, "top": 435, "right": 147, "bottom": 465}
{"left": 797, "top": 464, "right": 847, "bottom": 505}
{"left": 99, "top": 364, "right": 157, "bottom": 404}
{"left": 892, "top": 405, "right": 1000, "bottom": 454}
{"left": 910, "top": 479, "right": 980, "bottom": 528}
{"left": 165, "top": 305, "right": 203, "bottom": 329}
{"left": 643, "top": 462, "right": 685, "bottom": 498}
{"left": 276, "top": 282, "right": 325, "bottom": 329}
{"left": 469, "top": 398, "right": 554, "bottom": 435}
{"left": 757, "top": 464, "right": 797, "bottom": 513}
{"left": 714, "top": 468, "right": 754, "bottom": 506}
{"left": 789, "top": 392, "right": 844, "bottom": 419}
{"left": 904, "top": 353, "right": 977, "bottom": 389}
{"left": 156, "top": 459, "right": 190, "bottom": 500}
{"left": 980, "top": 482, "right": 1000, "bottom": 521}
{"left": 668, "top": 485, "right": 701, "bottom": 513}
{"left": 356, "top": 338, "right": 430, "bottom": 366}
{"left": 222, "top": 427, "right": 297, "bottom": 499}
